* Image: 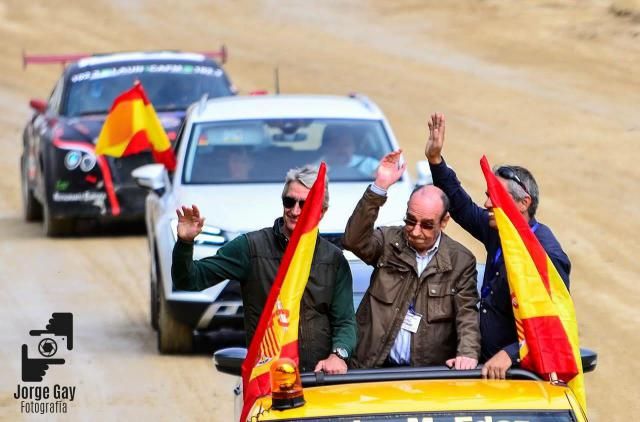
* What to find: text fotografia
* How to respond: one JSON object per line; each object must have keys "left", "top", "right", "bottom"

{"left": 14, "top": 384, "right": 75, "bottom": 414}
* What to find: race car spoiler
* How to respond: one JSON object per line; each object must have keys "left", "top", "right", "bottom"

{"left": 22, "top": 45, "right": 228, "bottom": 68}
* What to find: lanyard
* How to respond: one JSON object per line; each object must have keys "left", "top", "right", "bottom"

{"left": 483, "top": 223, "right": 539, "bottom": 299}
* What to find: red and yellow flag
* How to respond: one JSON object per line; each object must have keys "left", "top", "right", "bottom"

{"left": 239, "top": 163, "right": 327, "bottom": 422}
{"left": 95, "top": 83, "right": 176, "bottom": 171}
{"left": 480, "top": 156, "right": 585, "bottom": 410}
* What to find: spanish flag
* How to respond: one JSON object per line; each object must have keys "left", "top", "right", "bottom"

{"left": 481, "top": 156, "right": 586, "bottom": 410}
{"left": 239, "top": 163, "right": 326, "bottom": 422}
{"left": 95, "top": 83, "right": 176, "bottom": 171}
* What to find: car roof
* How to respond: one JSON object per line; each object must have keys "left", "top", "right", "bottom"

{"left": 252, "top": 378, "right": 575, "bottom": 420}
{"left": 69, "top": 51, "right": 217, "bottom": 70}
{"left": 188, "top": 94, "right": 385, "bottom": 122}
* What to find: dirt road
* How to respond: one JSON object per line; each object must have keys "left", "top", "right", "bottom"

{"left": 1, "top": 1, "right": 639, "bottom": 420}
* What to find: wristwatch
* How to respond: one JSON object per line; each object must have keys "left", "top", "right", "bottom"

{"left": 332, "top": 347, "right": 349, "bottom": 360}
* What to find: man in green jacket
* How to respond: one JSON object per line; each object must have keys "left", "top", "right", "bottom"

{"left": 172, "top": 165, "right": 356, "bottom": 374}
{"left": 343, "top": 151, "right": 480, "bottom": 369}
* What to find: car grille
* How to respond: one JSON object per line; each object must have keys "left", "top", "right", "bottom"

{"left": 109, "top": 152, "right": 154, "bottom": 185}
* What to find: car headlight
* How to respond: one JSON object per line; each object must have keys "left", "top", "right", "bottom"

{"left": 170, "top": 219, "right": 227, "bottom": 246}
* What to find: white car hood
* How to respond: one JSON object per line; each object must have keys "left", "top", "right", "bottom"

{"left": 172, "top": 182, "right": 411, "bottom": 236}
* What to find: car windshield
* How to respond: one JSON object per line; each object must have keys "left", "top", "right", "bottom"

{"left": 279, "top": 411, "right": 576, "bottom": 421}
{"left": 64, "top": 63, "right": 232, "bottom": 116}
{"left": 182, "top": 118, "right": 393, "bottom": 183}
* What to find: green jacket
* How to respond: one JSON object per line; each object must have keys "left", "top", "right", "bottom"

{"left": 172, "top": 218, "right": 356, "bottom": 372}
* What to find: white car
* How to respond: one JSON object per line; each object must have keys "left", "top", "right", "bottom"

{"left": 133, "top": 94, "right": 432, "bottom": 353}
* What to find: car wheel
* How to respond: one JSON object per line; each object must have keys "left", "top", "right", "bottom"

{"left": 43, "top": 199, "right": 74, "bottom": 237}
{"left": 157, "top": 280, "right": 194, "bottom": 354}
{"left": 150, "top": 248, "right": 160, "bottom": 331}
{"left": 21, "top": 157, "right": 42, "bottom": 221}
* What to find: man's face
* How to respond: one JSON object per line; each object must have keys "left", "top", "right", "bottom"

{"left": 484, "top": 177, "right": 530, "bottom": 228}
{"left": 228, "top": 149, "right": 252, "bottom": 181}
{"left": 326, "top": 134, "right": 355, "bottom": 165}
{"left": 404, "top": 195, "right": 449, "bottom": 254}
{"left": 281, "top": 181, "right": 310, "bottom": 237}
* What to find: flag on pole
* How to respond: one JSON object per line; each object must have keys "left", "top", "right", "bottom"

{"left": 95, "top": 82, "right": 176, "bottom": 171}
{"left": 239, "top": 163, "right": 327, "bottom": 422}
{"left": 480, "top": 156, "right": 586, "bottom": 410}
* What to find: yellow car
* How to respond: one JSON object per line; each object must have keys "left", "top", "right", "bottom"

{"left": 214, "top": 348, "right": 596, "bottom": 422}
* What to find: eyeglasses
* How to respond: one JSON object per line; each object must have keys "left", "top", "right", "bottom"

{"left": 403, "top": 217, "right": 436, "bottom": 231}
{"left": 496, "top": 166, "right": 530, "bottom": 196}
{"left": 282, "top": 196, "right": 305, "bottom": 209}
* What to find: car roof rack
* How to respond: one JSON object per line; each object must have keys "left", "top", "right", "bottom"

{"left": 301, "top": 366, "right": 542, "bottom": 388}
{"left": 22, "top": 45, "right": 228, "bottom": 69}
{"left": 347, "top": 92, "right": 376, "bottom": 112}
{"left": 214, "top": 347, "right": 598, "bottom": 380}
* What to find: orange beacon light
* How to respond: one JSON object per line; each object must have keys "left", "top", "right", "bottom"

{"left": 270, "top": 357, "right": 305, "bottom": 410}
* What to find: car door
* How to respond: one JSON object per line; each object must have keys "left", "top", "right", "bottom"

{"left": 31, "top": 77, "right": 64, "bottom": 198}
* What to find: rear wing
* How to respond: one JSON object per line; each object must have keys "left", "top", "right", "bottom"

{"left": 22, "top": 45, "right": 228, "bottom": 69}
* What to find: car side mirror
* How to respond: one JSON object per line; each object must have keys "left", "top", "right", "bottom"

{"left": 132, "top": 164, "right": 168, "bottom": 195}
{"left": 580, "top": 347, "right": 597, "bottom": 373}
{"left": 415, "top": 160, "right": 433, "bottom": 186}
{"left": 29, "top": 99, "right": 47, "bottom": 114}
{"left": 213, "top": 347, "right": 247, "bottom": 377}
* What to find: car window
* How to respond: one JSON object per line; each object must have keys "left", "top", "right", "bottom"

{"left": 63, "top": 63, "right": 233, "bottom": 116}
{"left": 48, "top": 77, "right": 65, "bottom": 115}
{"left": 182, "top": 118, "right": 393, "bottom": 184}
{"left": 277, "top": 410, "right": 576, "bottom": 421}
{"left": 172, "top": 119, "right": 187, "bottom": 157}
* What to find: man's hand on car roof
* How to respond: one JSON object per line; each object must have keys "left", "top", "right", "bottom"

{"left": 446, "top": 355, "right": 478, "bottom": 370}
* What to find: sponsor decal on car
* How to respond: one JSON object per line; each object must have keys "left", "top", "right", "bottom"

{"left": 52, "top": 191, "right": 106, "bottom": 203}
{"left": 54, "top": 180, "right": 70, "bottom": 191}
{"left": 70, "top": 64, "right": 222, "bottom": 84}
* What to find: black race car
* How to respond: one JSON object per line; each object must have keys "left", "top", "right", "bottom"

{"left": 20, "top": 49, "right": 236, "bottom": 236}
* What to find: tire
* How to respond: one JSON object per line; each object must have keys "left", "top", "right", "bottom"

{"left": 21, "top": 157, "right": 42, "bottom": 221}
{"left": 43, "top": 199, "right": 74, "bottom": 237}
{"left": 157, "top": 280, "right": 193, "bottom": 354}
{"left": 150, "top": 248, "right": 159, "bottom": 331}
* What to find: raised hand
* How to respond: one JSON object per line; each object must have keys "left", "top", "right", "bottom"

{"left": 175, "top": 204, "right": 205, "bottom": 242}
{"left": 425, "top": 113, "right": 446, "bottom": 164}
{"left": 374, "top": 150, "right": 406, "bottom": 190}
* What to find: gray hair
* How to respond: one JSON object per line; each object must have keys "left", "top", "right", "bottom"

{"left": 493, "top": 165, "right": 539, "bottom": 218}
{"left": 282, "top": 164, "right": 330, "bottom": 210}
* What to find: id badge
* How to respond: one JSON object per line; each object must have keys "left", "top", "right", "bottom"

{"left": 401, "top": 309, "right": 422, "bottom": 334}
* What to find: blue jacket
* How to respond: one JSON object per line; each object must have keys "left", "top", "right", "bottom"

{"left": 430, "top": 160, "right": 571, "bottom": 362}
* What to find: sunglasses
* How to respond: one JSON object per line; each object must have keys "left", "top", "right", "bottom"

{"left": 282, "top": 196, "right": 305, "bottom": 209}
{"left": 496, "top": 166, "right": 530, "bottom": 196}
{"left": 403, "top": 217, "right": 436, "bottom": 231}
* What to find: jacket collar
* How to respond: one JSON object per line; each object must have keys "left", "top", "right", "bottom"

{"left": 272, "top": 217, "right": 289, "bottom": 250}
{"left": 389, "top": 229, "right": 453, "bottom": 278}
{"left": 272, "top": 217, "right": 323, "bottom": 251}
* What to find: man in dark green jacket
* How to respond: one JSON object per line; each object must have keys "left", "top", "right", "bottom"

{"left": 172, "top": 165, "right": 356, "bottom": 374}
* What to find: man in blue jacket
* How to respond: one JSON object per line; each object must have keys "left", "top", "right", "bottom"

{"left": 425, "top": 113, "right": 571, "bottom": 380}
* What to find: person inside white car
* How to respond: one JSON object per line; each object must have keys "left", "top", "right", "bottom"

{"left": 227, "top": 146, "right": 255, "bottom": 181}
{"left": 318, "top": 125, "right": 379, "bottom": 179}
